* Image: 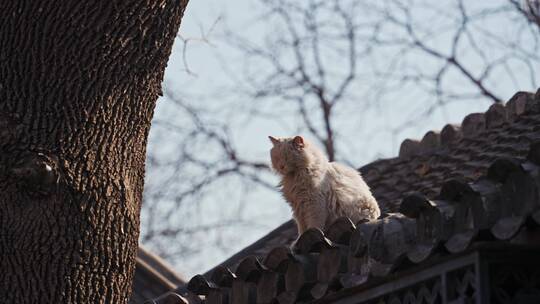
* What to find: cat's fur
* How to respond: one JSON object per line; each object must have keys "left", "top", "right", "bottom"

{"left": 269, "top": 135, "right": 380, "bottom": 234}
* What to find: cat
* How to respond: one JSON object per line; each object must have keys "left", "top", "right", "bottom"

{"left": 269, "top": 135, "right": 381, "bottom": 235}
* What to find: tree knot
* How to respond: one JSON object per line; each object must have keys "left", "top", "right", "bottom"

{"left": 11, "top": 152, "right": 61, "bottom": 197}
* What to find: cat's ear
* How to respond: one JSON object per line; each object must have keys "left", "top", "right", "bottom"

{"left": 293, "top": 136, "right": 305, "bottom": 149}
{"left": 269, "top": 136, "right": 280, "bottom": 146}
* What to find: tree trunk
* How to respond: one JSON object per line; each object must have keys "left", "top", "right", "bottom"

{"left": 0, "top": 1, "right": 189, "bottom": 303}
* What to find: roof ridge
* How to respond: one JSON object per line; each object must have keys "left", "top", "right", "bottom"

{"left": 137, "top": 246, "right": 187, "bottom": 286}
{"left": 395, "top": 90, "right": 539, "bottom": 159}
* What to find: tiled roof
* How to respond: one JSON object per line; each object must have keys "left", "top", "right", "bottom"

{"left": 130, "top": 246, "right": 186, "bottom": 304}
{"left": 363, "top": 91, "right": 540, "bottom": 213}
{"left": 145, "top": 89, "right": 540, "bottom": 303}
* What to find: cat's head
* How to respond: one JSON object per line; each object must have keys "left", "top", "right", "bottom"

{"left": 269, "top": 135, "right": 324, "bottom": 175}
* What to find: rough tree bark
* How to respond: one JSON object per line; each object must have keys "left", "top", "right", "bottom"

{"left": 0, "top": 1, "right": 189, "bottom": 303}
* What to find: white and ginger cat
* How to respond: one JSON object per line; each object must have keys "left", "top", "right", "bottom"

{"left": 269, "top": 135, "right": 380, "bottom": 235}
